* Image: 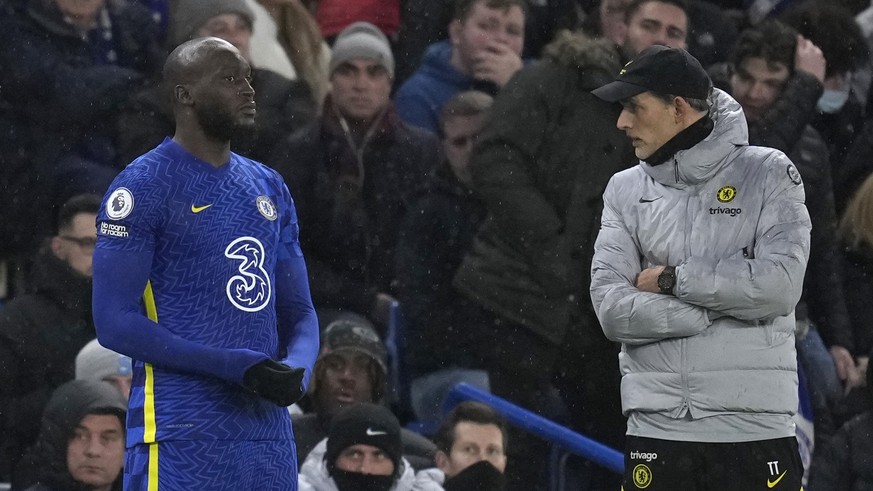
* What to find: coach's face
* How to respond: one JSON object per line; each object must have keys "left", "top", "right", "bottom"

{"left": 616, "top": 91, "right": 684, "bottom": 160}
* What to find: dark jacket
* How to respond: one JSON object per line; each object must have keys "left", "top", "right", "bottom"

{"left": 808, "top": 411, "right": 873, "bottom": 491}
{"left": 394, "top": 164, "right": 487, "bottom": 376}
{"left": 787, "top": 127, "right": 855, "bottom": 350}
{"left": 116, "top": 68, "right": 316, "bottom": 165}
{"left": 710, "top": 63, "right": 855, "bottom": 351}
{"left": 291, "top": 412, "right": 436, "bottom": 471}
{"left": 0, "top": 248, "right": 96, "bottom": 481}
{"left": 452, "top": 33, "right": 636, "bottom": 345}
{"left": 0, "top": 0, "right": 161, "bottom": 170}
{"left": 841, "top": 245, "right": 873, "bottom": 357}
{"left": 13, "top": 380, "right": 126, "bottom": 491}
{"left": 267, "top": 102, "right": 440, "bottom": 317}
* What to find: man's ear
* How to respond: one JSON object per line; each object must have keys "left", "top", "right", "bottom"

{"left": 435, "top": 450, "right": 450, "bottom": 472}
{"left": 50, "top": 236, "right": 64, "bottom": 258}
{"left": 448, "top": 19, "right": 463, "bottom": 46}
{"left": 175, "top": 85, "right": 193, "bottom": 106}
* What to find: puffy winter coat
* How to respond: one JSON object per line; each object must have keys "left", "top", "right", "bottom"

{"left": 590, "top": 90, "right": 811, "bottom": 424}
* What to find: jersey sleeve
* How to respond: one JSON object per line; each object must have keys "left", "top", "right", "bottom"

{"left": 93, "top": 165, "right": 269, "bottom": 386}
{"left": 274, "top": 181, "right": 319, "bottom": 390}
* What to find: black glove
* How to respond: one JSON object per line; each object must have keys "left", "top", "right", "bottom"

{"left": 243, "top": 359, "right": 305, "bottom": 406}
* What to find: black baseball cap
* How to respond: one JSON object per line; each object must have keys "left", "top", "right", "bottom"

{"left": 592, "top": 45, "right": 712, "bottom": 102}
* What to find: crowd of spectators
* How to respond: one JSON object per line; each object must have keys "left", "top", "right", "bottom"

{"left": 3, "top": 0, "right": 873, "bottom": 489}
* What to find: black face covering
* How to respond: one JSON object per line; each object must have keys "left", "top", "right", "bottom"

{"left": 331, "top": 468, "right": 396, "bottom": 491}
{"left": 444, "top": 460, "right": 507, "bottom": 491}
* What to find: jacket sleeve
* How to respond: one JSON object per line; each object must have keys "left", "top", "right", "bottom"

{"left": 591, "top": 178, "right": 715, "bottom": 345}
{"left": 747, "top": 71, "right": 822, "bottom": 154}
{"left": 470, "top": 62, "right": 582, "bottom": 296}
{"left": 677, "top": 153, "right": 811, "bottom": 320}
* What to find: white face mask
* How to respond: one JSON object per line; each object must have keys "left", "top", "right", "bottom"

{"left": 817, "top": 89, "right": 850, "bottom": 114}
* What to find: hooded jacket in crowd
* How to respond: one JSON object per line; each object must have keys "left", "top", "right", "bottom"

{"left": 0, "top": 247, "right": 96, "bottom": 481}
{"left": 13, "top": 379, "right": 126, "bottom": 491}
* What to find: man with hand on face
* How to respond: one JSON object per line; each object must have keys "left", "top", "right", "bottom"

{"left": 394, "top": 0, "right": 526, "bottom": 134}
{"left": 590, "top": 45, "right": 811, "bottom": 490}
{"left": 92, "top": 37, "right": 319, "bottom": 490}
{"left": 298, "top": 403, "right": 416, "bottom": 491}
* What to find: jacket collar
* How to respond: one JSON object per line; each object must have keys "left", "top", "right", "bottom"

{"left": 640, "top": 89, "right": 749, "bottom": 188}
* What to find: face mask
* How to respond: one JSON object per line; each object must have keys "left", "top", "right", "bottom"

{"left": 444, "top": 460, "right": 507, "bottom": 491}
{"left": 817, "top": 89, "right": 850, "bottom": 114}
{"left": 331, "top": 468, "right": 395, "bottom": 491}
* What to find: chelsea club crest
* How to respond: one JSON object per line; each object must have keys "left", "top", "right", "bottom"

{"left": 256, "top": 196, "right": 277, "bottom": 221}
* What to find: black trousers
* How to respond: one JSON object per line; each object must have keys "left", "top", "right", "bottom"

{"left": 623, "top": 436, "right": 803, "bottom": 491}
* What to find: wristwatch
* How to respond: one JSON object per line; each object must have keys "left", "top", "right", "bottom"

{"left": 658, "top": 266, "right": 676, "bottom": 295}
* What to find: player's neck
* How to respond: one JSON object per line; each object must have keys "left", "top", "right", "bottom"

{"left": 172, "top": 127, "right": 231, "bottom": 168}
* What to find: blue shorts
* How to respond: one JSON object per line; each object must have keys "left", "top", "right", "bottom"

{"left": 124, "top": 439, "right": 298, "bottom": 490}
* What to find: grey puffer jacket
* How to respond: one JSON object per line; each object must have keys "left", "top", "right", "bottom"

{"left": 590, "top": 89, "right": 811, "bottom": 420}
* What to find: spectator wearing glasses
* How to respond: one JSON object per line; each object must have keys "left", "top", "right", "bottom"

{"left": 0, "top": 194, "right": 102, "bottom": 482}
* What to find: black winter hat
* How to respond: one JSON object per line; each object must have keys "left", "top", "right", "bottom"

{"left": 592, "top": 45, "right": 712, "bottom": 102}
{"left": 326, "top": 403, "right": 402, "bottom": 475}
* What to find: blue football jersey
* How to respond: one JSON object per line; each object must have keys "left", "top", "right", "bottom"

{"left": 95, "top": 138, "right": 304, "bottom": 445}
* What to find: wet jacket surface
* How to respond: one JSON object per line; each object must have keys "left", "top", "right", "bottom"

{"left": 590, "top": 90, "right": 811, "bottom": 430}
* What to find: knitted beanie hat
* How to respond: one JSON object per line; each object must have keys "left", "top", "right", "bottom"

{"left": 325, "top": 403, "right": 402, "bottom": 475}
{"left": 329, "top": 22, "right": 395, "bottom": 78}
{"left": 75, "top": 339, "right": 132, "bottom": 382}
{"left": 172, "top": 0, "right": 255, "bottom": 48}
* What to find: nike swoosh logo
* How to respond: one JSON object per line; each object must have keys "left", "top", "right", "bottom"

{"left": 767, "top": 471, "right": 787, "bottom": 488}
{"left": 639, "top": 196, "right": 663, "bottom": 203}
{"left": 365, "top": 428, "right": 387, "bottom": 436}
{"left": 191, "top": 204, "right": 212, "bottom": 213}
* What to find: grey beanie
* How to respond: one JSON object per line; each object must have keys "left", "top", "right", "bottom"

{"left": 172, "top": 0, "right": 255, "bottom": 48}
{"left": 75, "top": 339, "right": 132, "bottom": 382}
{"left": 329, "top": 22, "right": 395, "bottom": 78}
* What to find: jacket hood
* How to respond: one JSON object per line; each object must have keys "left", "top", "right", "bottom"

{"left": 15, "top": 380, "right": 126, "bottom": 491}
{"left": 641, "top": 89, "right": 749, "bottom": 188}
{"left": 542, "top": 30, "right": 625, "bottom": 88}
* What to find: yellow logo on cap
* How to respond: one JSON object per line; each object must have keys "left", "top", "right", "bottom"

{"left": 620, "top": 60, "right": 633, "bottom": 75}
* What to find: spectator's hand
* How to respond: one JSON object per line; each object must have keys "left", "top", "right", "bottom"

{"left": 795, "top": 35, "right": 826, "bottom": 84}
{"left": 243, "top": 360, "right": 306, "bottom": 406}
{"left": 830, "top": 345, "right": 855, "bottom": 381}
{"left": 472, "top": 42, "right": 523, "bottom": 87}
{"left": 635, "top": 266, "right": 665, "bottom": 293}
{"left": 371, "top": 292, "right": 397, "bottom": 327}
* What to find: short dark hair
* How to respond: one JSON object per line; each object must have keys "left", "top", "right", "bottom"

{"left": 438, "top": 90, "right": 494, "bottom": 135}
{"left": 56, "top": 194, "right": 101, "bottom": 234}
{"left": 625, "top": 0, "right": 688, "bottom": 24}
{"left": 453, "top": 0, "right": 527, "bottom": 22}
{"left": 650, "top": 91, "right": 711, "bottom": 113}
{"left": 433, "top": 401, "right": 508, "bottom": 454}
{"left": 780, "top": 2, "right": 868, "bottom": 78}
{"left": 731, "top": 21, "right": 798, "bottom": 73}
